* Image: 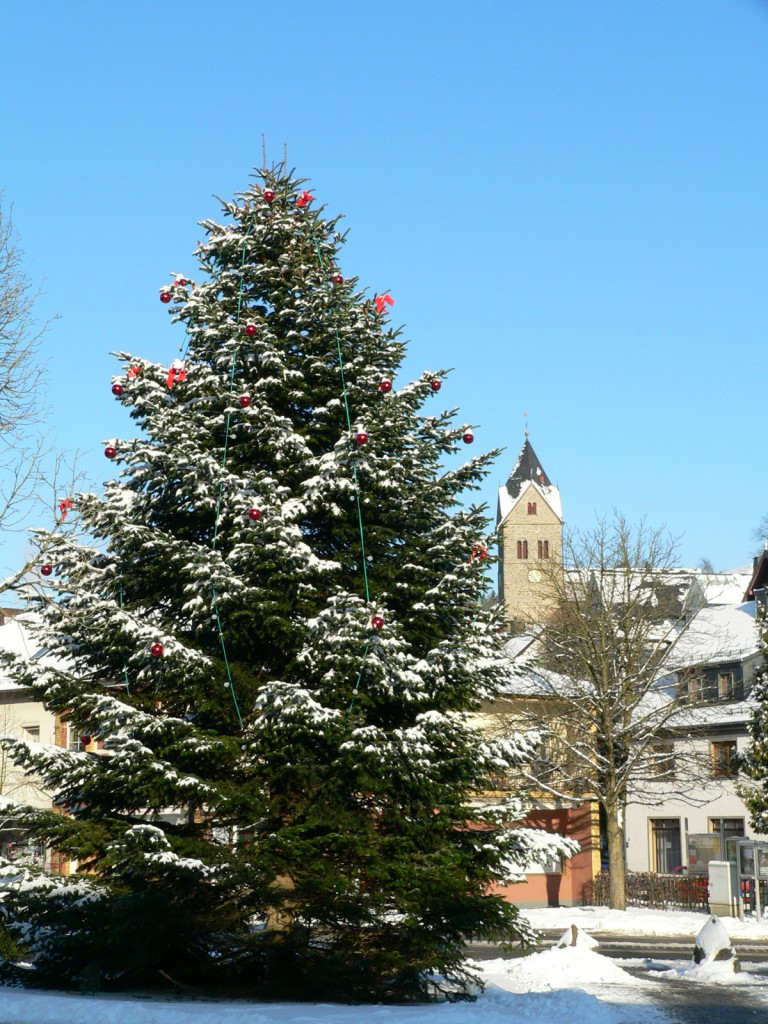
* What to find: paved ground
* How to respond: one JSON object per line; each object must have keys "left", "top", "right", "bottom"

{"left": 624, "top": 964, "right": 768, "bottom": 1024}
{"left": 466, "top": 935, "right": 768, "bottom": 1024}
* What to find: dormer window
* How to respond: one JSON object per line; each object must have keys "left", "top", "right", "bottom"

{"left": 718, "top": 672, "right": 734, "bottom": 699}
{"left": 527, "top": 502, "right": 537, "bottom": 515}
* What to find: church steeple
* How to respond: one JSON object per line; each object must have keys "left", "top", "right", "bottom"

{"left": 504, "top": 438, "right": 552, "bottom": 498}
{"left": 497, "top": 438, "right": 563, "bottom": 625}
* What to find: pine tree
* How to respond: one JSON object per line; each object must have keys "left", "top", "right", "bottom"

{"left": 739, "top": 616, "right": 768, "bottom": 834}
{"left": 0, "top": 167, "right": 571, "bottom": 1000}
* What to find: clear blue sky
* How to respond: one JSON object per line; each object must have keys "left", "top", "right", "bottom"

{"left": 1, "top": 0, "right": 767, "bottom": 577}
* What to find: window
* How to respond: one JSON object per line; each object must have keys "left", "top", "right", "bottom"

{"left": 708, "top": 817, "right": 744, "bottom": 846}
{"left": 718, "top": 672, "right": 734, "bottom": 699}
{"left": 21, "top": 725, "right": 40, "bottom": 743}
{"left": 684, "top": 675, "right": 701, "bottom": 702}
{"left": 648, "top": 743, "right": 675, "bottom": 780}
{"left": 650, "top": 819, "right": 682, "bottom": 873}
{"left": 516, "top": 540, "right": 528, "bottom": 559}
{"left": 711, "top": 740, "right": 738, "bottom": 778}
{"left": 65, "top": 721, "right": 92, "bottom": 751}
{"left": 527, "top": 502, "right": 537, "bottom": 515}
{"left": 537, "top": 539, "right": 549, "bottom": 559}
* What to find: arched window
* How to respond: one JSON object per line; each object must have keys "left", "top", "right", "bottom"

{"left": 527, "top": 502, "right": 537, "bottom": 515}
{"left": 538, "top": 540, "right": 549, "bottom": 559}
{"left": 516, "top": 540, "right": 528, "bottom": 559}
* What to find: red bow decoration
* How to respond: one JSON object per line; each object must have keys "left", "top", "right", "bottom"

{"left": 128, "top": 365, "right": 142, "bottom": 378}
{"left": 167, "top": 359, "right": 187, "bottom": 389}
{"left": 59, "top": 498, "right": 74, "bottom": 522}
{"left": 469, "top": 542, "right": 488, "bottom": 564}
{"left": 374, "top": 293, "right": 395, "bottom": 314}
{"left": 297, "top": 190, "right": 314, "bottom": 207}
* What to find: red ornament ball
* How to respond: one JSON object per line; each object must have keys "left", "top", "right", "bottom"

{"left": 370, "top": 615, "right": 385, "bottom": 630}
{"left": 331, "top": 272, "right": 344, "bottom": 285}
{"left": 378, "top": 379, "right": 393, "bottom": 393}
{"left": 462, "top": 431, "right": 474, "bottom": 445}
{"left": 431, "top": 379, "right": 442, "bottom": 392}
{"left": 160, "top": 291, "right": 172, "bottom": 304}
{"left": 248, "top": 507, "right": 262, "bottom": 521}
{"left": 263, "top": 188, "right": 276, "bottom": 203}
{"left": 356, "top": 431, "right": 369, "bottom": 446}
{"left": 238, "top": 395, "right": 252, "bottom": 408}
{"left": 244, "top": 323, "right": 257, "bottom": 337}
{"left": 150, "top": 642, "right": 164, "bottom": 658}
{"left": 80, "top": 735, "right": 91, "bottom": 747}
{"left": 111, "top": 383, "right": 124, "bottom": 396}
{"left": 104, "top": 445, "right": 117, "bottom": 459}
{"left": 40, "top": 564, "right": 53, "bottom": 577}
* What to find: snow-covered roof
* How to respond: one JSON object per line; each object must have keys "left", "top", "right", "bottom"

{"left": 498, "top": 477, "right": 562, "bottom": 524}
{"left": 668, "top": 602, "right": 761, "bottom": 670}
{"left": 0, "top": 612, "right": 47, "bottom": 691}
{"left": 687, "top": 571, "right": 753, "bottom": 608}
{"left": 670, "top": 696, "right": 756, "bottom": 731}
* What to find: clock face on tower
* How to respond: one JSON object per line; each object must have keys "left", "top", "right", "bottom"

{"left": 528, "top": 569, "right": 542, "bottom": 583}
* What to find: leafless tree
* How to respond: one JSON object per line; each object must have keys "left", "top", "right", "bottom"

{"left": 505, "top": 514, "right": 710, "bottom": 909}
{"left": 0, "top": 199, "right": 71, "bottom": 593}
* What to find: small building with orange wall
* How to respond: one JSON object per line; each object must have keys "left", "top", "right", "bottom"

{"left": 490, "top": 800, "right": 600, "bottom": 908}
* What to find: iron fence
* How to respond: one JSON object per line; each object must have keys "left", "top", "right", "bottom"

{"left": 582, "top": 871, "right": 709, "bottom": 911}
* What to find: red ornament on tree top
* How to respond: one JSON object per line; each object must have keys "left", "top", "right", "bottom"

{"left": 111, "top": 383, "right": 124, "bottom": 397}
{"left": 370, "top": 615, "right": 385, "bottom": 630}
{"left": 263, "top": 188, "right": 276, "bottom": 203}
{"left": 104, "top": 445, "right": 117, "bottom": 459}
{"left": 248, "top": 507, "right": 262, "bottom": 521}
{"left": 238, "top": 395, "right": 252, "bottom": 408}
{"left": 40, "top": 564, "right": 52, "bottom": 577}
{"left": 356, "top": 431, "right": 369, "bottom": 446}
{"left": 244, "top": 322, "right": 257, "bottom": 337}
{"left": 331, "top": 272, "right": 344, "bottom": 285}
{"left": 431, "top": 379, "right": 442, "bottom": 392}
{"left": 150, "top": 642, "right": 164, "bottom": 658}
{"left": 160, "top": 291, "right": 172, "bottom": 304}
{"left": 297, "top": 190, "right": 314, "bottom": 207}
{"left": 378, "top": 379, "right": 393, "bottom": 393}
{"left": 462, "top": 431, "right": 474, "bottom": 445}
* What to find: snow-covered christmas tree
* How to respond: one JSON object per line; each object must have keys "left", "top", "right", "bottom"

{"left": 739, "top": 615, "right": 768, "bottom": 835}
{"left": 0, "top": 167, "right": 570, "bottom": 1000}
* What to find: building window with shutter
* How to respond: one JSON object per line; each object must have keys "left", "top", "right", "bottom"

{"left": 718, "top": 672, "right": 734, "bottom": 699}
{"left": 711, "top": 740, "right": 737, "bottom": 778}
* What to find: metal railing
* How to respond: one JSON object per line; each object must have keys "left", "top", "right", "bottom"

{"left": 582, "top": 871, "right": 709, "bottom": 910}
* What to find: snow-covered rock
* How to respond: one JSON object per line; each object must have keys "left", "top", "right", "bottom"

{"left": 692, "top": 914, "right": 740, "bottom": 972}
{"left": 554, "top": 924, "right": 599, "bottom": 950}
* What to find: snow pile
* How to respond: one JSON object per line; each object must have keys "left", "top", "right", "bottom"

{"left": 663, "top": 959, "right": 759, "bottom": 985}
{"left": 481, "top": 948, "right": 642, "bottom": 993}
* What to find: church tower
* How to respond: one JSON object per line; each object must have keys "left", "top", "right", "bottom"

{"left": 497, "top": 439, "right": 563, "bottom": 625}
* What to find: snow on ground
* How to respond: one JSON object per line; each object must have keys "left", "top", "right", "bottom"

{"left": 0, "top": 950, "right": 664, "bottom": 1024}
{"left": 0, "top": 909, "right": 766, "bottom": 1024}
{"left": 522, "top": 904, "right": 768, "bottom": 939}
